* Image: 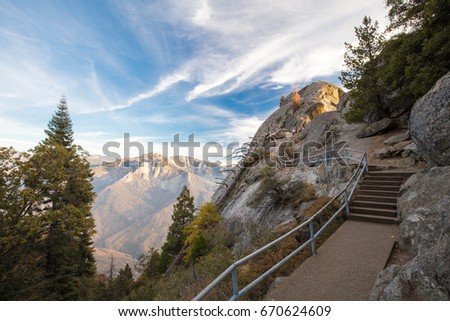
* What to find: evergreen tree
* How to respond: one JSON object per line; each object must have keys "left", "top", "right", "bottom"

{"left": 339, "top": 16, "right": 385, "bottom": 122}
{"left": 373, "top": 0, "right": 450, "bottom": 115}
{"left": 1, "top": 98, "right": 96, "bottom": 300}
{"left": 44, "top": 96, "right": 74, "bottom": 148}
{"left": 29, "top": 97, "right": 96, "bottom": 300}
{"left": 386, "top": 0, "right": 428, "bottom": 30}
{"left": 0, "top": 148, "right": 49, "bottom": 300}
{"left": 159, "top": 186, "right": 194, "bottom": 272}
{"left": 110, "top": 263, "right": 134, "bottom": 300}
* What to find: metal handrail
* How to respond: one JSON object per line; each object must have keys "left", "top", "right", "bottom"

{"left": 193, "top": 149, "right": 368, "bottom": 301}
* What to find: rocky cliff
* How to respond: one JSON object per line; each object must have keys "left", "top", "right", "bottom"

{"left": 212, "top": 82, "right": 360, "bottom": 238}
{"left": 371, "top": 166, "right": 450, "bottom": 300}
{"left": 409, "top": 71, "right": 450, "bottom": 166}
{"left": 370, "top": 73, "right": 450, "bottom": 300}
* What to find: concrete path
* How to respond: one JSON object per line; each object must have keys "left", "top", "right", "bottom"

{"left": 265, "top": 220, "right": 397, "bottom": 301}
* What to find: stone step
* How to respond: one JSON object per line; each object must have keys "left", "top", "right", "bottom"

{"left": 367, "top": 171, "right": 415, "bottom": 178}
{"left": 349, "top": 206, "right": 397, "bottom": 217}
{"left": 364, "top": 175, "right": 404, "bottom": 181}
{"left": 356, "top": 190, "right": 399, "bottom": 197}
{"left": 351, "top": 200, "right": 397, "bottom": 210}
{"left": 348, "top": 213, "right": 401, "bottom": 225}
{"left": 361, "top": 180, "right": 403, "bottom": 186}
{"left": 353, "top": 194, "right": 398, "bottom": 203}
{"left": 358, "top": 185, "right": 400, "bottom": 192}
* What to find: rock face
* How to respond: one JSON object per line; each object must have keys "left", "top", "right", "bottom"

{"left": 300, "top": 111, "right": 346, "bottom": 145}
{"left": 254, "top": 81, "right": 344, "bottom": 141}
{"left": 409, "top": 71, "right": 450, "bottom": 166}
{"left": 336, "top": 91, "right": 353, "bottom": 116}
{"left": 211, "top": 81, "right": 353, "bottom": 237}
{"left": 357, "top": 118, "right": 395, "bottom": 138}
{"left": 371, "top": 166, "right": 450, "bottom": 300}
{"left": 383, "top": 131, "right": 410, "bottom": 146}
{"left": 397, "top": 167, "right": 450, "bottom": 255}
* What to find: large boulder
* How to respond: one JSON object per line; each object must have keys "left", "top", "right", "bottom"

{"left": 409, "top": 72, "right": 450, "bottom": 165}
{"left": 383, "top": 131, "right": 410, "bottom": 146}
{"left": 357, "top": 118, "right": 395, "bottom": 138}
{"left": 371, "top": 234, "right": 450, "bottom": 300}
{"left": 371, "top": 166, "right": 450, "bottom": 300}
{"left": 397, "top": 166, "right": 450, "bottom": 255}
{"left": 336, "top": 91, "right": 353, "bottom": 116}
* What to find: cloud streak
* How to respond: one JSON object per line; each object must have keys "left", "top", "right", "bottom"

{"left": 112, "top": 0, "right": 388, "bottom": 106}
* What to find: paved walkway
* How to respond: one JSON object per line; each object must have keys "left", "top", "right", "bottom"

{"left": 265, "top": 220, "right": 397, "bottom": 301}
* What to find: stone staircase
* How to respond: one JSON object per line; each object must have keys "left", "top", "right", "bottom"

{"left": 348, "top": 169, "right": 414, "bottom": 224}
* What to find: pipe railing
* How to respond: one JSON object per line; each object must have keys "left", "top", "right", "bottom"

{"left": 193, "top": 148, "right": 368, "bottom": 301}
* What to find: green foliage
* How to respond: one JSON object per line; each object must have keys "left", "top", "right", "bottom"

{"left": 44, "top": 96, "right": 74, "bottom": 148}
{"left": 386, "top": 0, "right": 427, "bottom": 31}
{"left": 137, "top": 248, "right": 164, "bottom": 278}
{"left": 339, "top": 16, "right": 385, "bottom": 122}
{"left": 341, "top": 1, "right": 450, "bottom": 122}
{"left": 109, "top": 264, "right": 134, "bottom": 300}
{"left": 377, "top": 1, "right": 450, "bottom": 113}
{"left": 159, "top": 186, "right": 195, "bottom": 272}
{"left": 0, "top": 97, "right": 96, "bottom": 300}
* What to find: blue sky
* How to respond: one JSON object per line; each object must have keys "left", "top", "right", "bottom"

{"left": 0, "top": 0, "right": 388, "bottom": 159}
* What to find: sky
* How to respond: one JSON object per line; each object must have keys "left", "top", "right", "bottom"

{"left": 0, "top": 0, "right": 388, "bottom": 160}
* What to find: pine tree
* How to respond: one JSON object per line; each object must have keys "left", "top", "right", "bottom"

{"left": 44, "top": 96, "right": 74, "bottom": 148}
{"left": 0, "top": 97, "right": 96, "bottom": 300}
{"left": 159, "top": 186, "right": 194, "bottom": 272}
{"left": 29, "top": 97, "right": 96, "bottom": 300}
{"left": 110, "top": 263, "right": 134, "bottom": 300}
{"left": 362, "top": 0, "right": 450, "bottom": 116}
{"left": 339, "top": 16, "right": 385, "bottom": 122}
{"left": 0, "top": 148, "right": 50, "bottom": 300}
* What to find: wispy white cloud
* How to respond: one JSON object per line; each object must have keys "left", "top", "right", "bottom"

{"left": 195, "top": 104, "right": 237, "bottom": 118}
{"left": 112, "top": 0, "right": 388, "bottom": 104}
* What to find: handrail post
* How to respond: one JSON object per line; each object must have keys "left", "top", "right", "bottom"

{"left": 309, "top": 221, "right": 317, "bottom": 256}
{"left": 231, "top": 269, "right": 239, "bottom": 300}
{"left": 364, "top": 153, "right": 369, "bottom": 173}
{"left": 343, "top": 190, "right": 350, "bottom": 217}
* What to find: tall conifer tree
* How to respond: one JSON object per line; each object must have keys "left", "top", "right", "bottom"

{"left": 339, "top": 16, "right": 385, "bottom": 122}
{"left": 159, "top": 186, "right": 195, "bottom": 271}
{"left": 29, "top": 96, "right": 96, "bottom": 300}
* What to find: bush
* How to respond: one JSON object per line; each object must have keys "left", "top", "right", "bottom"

{"left": 250, "top": 167, "right": 316, "bottom": 208}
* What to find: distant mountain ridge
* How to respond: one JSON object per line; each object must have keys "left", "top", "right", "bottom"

{"left": 88, "top": 154, "right": 223, "bottom": 259}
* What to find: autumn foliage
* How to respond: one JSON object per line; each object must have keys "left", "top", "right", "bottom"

{"left": 292, "top": 83, "right": 301, "bottom": 112}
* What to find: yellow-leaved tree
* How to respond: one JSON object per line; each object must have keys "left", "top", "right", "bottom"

{"left": 292, "top": 83, "right": 301, "bottom": 113}
{"left": 183, "top": 202, "right": 222, "bottom": 266}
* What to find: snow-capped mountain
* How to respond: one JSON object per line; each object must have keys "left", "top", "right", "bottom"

{"left": 89, "top": 154, "right": 223, "bottom": 259}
